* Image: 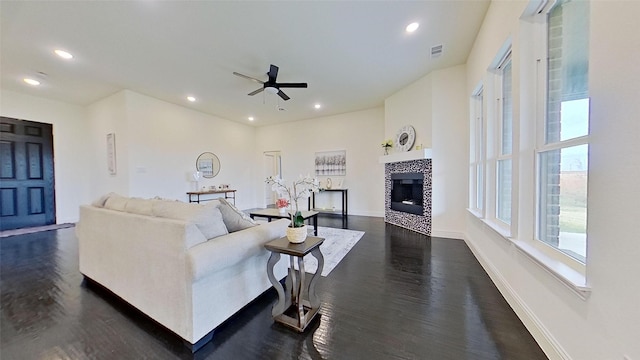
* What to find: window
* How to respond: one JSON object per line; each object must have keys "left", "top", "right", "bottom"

{"left": 496, "top": 55, "right": 513, "bottom": 225}
{"left": 469, "top": 87, "right": 484, "bottom": 215}
{"left": 536, "top": 0, "right": 589, "bottom": 263}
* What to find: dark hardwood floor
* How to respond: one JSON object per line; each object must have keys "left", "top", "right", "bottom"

{"left": 0, "top": 215, "right": 547, "bottom": 359}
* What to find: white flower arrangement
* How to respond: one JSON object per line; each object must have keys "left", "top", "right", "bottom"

{"left": 265, "top": 175, "right": 319, "bottom": 227}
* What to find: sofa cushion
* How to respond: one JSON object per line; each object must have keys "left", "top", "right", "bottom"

{"left": 124, "top": 197, "right": 154, "bottom": 216}
{"left": 152, "top": 201, "right": 228, "bottom": 240}
{"left": 91, "top": 192, "right": 116, "bottom": 208}
{"left": 217, "top": 198, "right": 257, "bottom": 232}
{"left": 104, "top": 193, "right": 129, "bottom": 211}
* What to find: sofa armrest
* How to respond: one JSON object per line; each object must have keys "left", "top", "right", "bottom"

{"left": 188, "top": 218, "right": 289, "bottom": 281}
{"left": 76, "top": 205, "right": 207, "bottom": 340}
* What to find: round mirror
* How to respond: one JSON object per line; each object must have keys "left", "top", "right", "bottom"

{"left": 196, "top": 152, "right": 221, "bottom": 178}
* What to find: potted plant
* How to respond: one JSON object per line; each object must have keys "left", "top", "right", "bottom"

{"left": 266, "top": 175, "right": 319, "bottom": 243}
{"left": 381, "top": 139, "right": 393, "bottom": 155}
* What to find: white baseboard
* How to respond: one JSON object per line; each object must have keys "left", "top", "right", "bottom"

{"left": 462, "top": 233, "right": 570, "bottom": 360}
{"left": 430, "top": 230, "right": 465, "bottom": 239}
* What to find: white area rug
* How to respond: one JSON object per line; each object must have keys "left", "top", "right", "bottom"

{"left": 294, "top": 226, "right": 364, "bottom": 277}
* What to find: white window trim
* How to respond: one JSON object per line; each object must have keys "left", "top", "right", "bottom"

{"left": 495, "top": 53, "right": 514, "bottom": 229}
{"left": 521, "top": 0, "right": 589, "bottom": 294}
{"left": 469, "top": 84, "right": 485, "bottom": 218}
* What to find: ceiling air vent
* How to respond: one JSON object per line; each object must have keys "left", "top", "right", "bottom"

{"left": 430, "top": 44, "right": 443, "bottom": 58}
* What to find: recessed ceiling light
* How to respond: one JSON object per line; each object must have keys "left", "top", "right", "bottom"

{"left": 186, "top": 96, "right": 196, "bottom": 102}
{"left": 23, "top": 78, "right": 40, "bottom": 86}
{"left": 406, "top": 22, "right": 419, "bottom": 33}
{"left": 314, "top": 104, "right": 321, "bottom": 109}
{"left": 248, "top": 117, "right": 254, "bottom": 121}
{"left": 54, "top": 49, "right": 73, "bottom": 59}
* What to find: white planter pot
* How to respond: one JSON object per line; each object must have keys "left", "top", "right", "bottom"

{"left": 278, "top": 207, "right": 287, "bottom": 215}
{"left": 286, "top": 225, "right": 308, "bottom": 244}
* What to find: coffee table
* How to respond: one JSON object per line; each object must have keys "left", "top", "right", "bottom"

{"left": 249, "top": 208, "right": 319, "bottom": 236}
{"left": 264, "top": 236, "right": 324, "bottom": 332}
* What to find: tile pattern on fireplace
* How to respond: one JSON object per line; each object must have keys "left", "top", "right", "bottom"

{"left": 384, "top": 159, "right": 432, "bottom": 235}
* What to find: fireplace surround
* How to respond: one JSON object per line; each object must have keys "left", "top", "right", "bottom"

{"left": 384, "top": 158, "right": 432, "bottom": 235}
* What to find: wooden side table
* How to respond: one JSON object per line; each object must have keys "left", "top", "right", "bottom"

{"left": 264, "top": 236, "right": 324, "bottom": 332}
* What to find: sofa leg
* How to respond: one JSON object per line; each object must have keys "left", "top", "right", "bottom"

{"left": 186, "top": 330, "right": 214, "bottom": 353}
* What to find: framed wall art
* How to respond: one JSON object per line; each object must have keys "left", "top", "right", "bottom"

{"left": 315, "top": 150, "right": 346, "bottom": 176}
{"left": 107, "top": 133, "right": 116, "bottom": 175}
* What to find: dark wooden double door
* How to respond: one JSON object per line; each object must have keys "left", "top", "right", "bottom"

{"left": 0, "top": 117, "right": 56, "bottom": 231}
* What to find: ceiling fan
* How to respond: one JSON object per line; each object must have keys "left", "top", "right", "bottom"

{"left": 233, "top": 64, "right": 308, "bottom": 101}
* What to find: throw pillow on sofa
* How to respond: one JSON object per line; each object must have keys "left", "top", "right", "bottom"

{"left": 217, "top": 198, "right": 257, "bottom": 232}
{"left": 103, "top": 193, "right": 129, "bottom": 211}
{"left": 152, "top": 201, "right": 228, "bottom": 240}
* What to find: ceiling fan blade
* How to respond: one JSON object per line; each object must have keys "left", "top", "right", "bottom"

{"left": 268, "top": 64, "right": 279, "bottom": 83}
{"left": 248, "top": 87, "right": 264, "bottom": 96}
{"left": 277, "top": 90, "right": 290, "bottom": 101}
{"left": 233, "top": 72, "right": 264, "bottom": 84}
{"left": 277, "top": 83, "right": 308, "bottom": 88}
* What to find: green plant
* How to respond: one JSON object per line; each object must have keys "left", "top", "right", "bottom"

{"left": 292, "top": 211, "right": 305, "bottom": 228}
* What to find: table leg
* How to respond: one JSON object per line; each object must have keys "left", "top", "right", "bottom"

{"left": 266, "top": 252, "right": 285, "bottom": 317}
{"left": 313, "top": 214, "right": 318, "bottom": 236}
{"left": 308, "top": 247, "right": 324, "bottom": 309}
{"left": 297, "top": 257, "right": 306, "bottom": 328}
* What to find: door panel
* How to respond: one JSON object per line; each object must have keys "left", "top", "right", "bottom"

{"left": 0, "top": 117, "right": 55, "bottom": 230}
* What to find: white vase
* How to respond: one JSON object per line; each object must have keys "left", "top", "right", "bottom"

{"left": 286, "top": 225, "right": 307, "bottom": 244}
{"left": 278, "top": 207, "right": 287, "bottom": 214}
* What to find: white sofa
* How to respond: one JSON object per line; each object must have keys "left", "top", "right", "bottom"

{"left": 76, "top": 194, "right": 289, "bottom": 350}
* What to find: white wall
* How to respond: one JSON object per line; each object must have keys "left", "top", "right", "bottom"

{"left": 385, "top": 73, "right": 432, "bottom": 149}
{"left": 383, "top": 65, "right": 468, "bottom": 238}
{"left": 0, "top": 89, "right": 91, "bottom": 223}
{"left": 86, "top": 91, "right": 130, "bottom": 197}
{"left": 431, "top": 65, "right": 468, "bottom": 238}
{"left": 256, "top": 108, "right": 385, "bottom": 217}
{"left": 87, "top": 90, "right": 258, "bottom": 209}
{"left": 464, "top": 1, "right": 640, "bottom": 359}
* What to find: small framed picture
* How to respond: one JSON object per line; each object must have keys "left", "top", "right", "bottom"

{"left": 107, "top": 133, "right": 116, "bottom": 175}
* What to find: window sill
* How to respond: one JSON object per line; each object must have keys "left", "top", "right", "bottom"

{"left": 467, "top": 208, "right": 591, "bottom": 300}
{"left": 513, "top": 240, "right": 591, "bottom": 300}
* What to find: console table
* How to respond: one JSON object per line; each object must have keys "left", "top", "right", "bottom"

{"left": 265, "top": 236, "right": 324, "bottom": 332}
{"left": 186, "top": 189, "right": 236, "bottom": 205}
{"left": 308, "top": 188, "right": 348, "bottom": 217}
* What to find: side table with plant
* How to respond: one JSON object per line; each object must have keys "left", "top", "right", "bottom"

{"left": 265, "top": 175, "right": 319, "bottom": 243}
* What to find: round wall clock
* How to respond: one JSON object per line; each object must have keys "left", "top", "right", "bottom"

{"left": 396, "top": 125, "right": 416, "bottom": 152}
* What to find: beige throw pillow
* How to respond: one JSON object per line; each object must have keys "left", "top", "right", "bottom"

{"left": 103, "top": 193, "right": 129, "bottom": 211}
{"left": 124, "top": 197, "right": 154, "bottom": 216}
{"left": 152, "top": 201, "right": 228, "bottom": 240}
{"left": 217, "top": 198, "right": 257, "bottom": 232}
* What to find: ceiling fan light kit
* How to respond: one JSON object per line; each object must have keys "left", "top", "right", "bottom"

{"left": 233, "top": 64, "right": 308, "bottom": 101}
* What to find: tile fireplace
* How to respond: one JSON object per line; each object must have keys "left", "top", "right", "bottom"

{"left": 381, "top": 150, "right": 432, "bottom": 235}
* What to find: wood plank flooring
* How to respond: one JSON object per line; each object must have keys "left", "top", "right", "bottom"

{"left": 0, "top": 215, "right": 547, "bottom": 359}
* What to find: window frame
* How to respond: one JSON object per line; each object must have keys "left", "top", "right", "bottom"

{"left": 469, "top": 85, "right": 485, "bottom": 217}
{"left": 495, "top": 53, "right": 514, "bottom": 227}
{"left": 532, "top": 0, "right": 590, "bottom": 269}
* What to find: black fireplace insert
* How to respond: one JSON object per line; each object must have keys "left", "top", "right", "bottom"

{"left": 390, "top": 172, "right": 424, "bottom": 215}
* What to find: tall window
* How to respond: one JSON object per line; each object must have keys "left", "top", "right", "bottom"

{"left": 497, "top": 54, "right": 513, "bottom": 224}
{"left": 537, "top": 0, "right": 589, "bottom": 263}
{"left": 469, "top": 87, "right": 484, "bottom": 214}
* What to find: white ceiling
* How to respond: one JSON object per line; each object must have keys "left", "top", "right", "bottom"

{"left": 1, "top": 1, "right": 490, "bottom": 126}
